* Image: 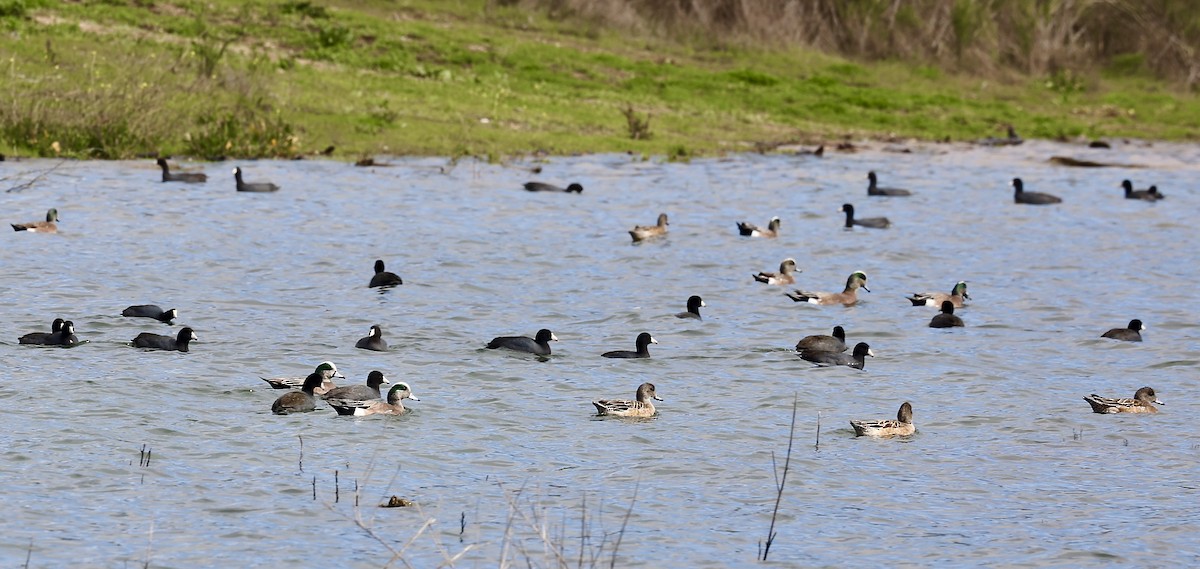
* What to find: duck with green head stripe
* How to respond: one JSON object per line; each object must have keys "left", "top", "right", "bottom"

{"left": 786, "top": 271, "right": 869, "bottom": 306}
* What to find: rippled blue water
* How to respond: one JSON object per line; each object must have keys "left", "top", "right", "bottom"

{"left": 1, "top": 141, "right": 1197, "bottom": 567}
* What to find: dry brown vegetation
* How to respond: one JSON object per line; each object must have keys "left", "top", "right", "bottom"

{"left": 523, "top": 0, "right": 1200, "bottom": 86}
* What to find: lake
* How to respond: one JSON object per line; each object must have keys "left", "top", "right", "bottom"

{"left": 1, "top": 140, "right": 1197, "bottom": 567}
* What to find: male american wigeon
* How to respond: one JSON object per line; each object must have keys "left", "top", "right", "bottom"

{"left": 261, "top": 361, "right": 344, "bottom": 395}
{"left": 866, "top": 171, "right": 912, "bottom": 196}
{"left": 908, "top": 281, "right": 969, "bottom": 308}
{"left": 736, "top": 216, "right": 780, "bottom": 238}
{"left": 753, "top": 258, "right": 799, "bottom": 286}
{"left": 593, "top": 382, "right": 662, "bottom": 418}
{"left": 629, "top": 213, "right": 669, "bottom": 242}
{"left": 1084, "top": 387, "right": 1162, "bottom": 414}
{"left": 329, "top": 382, "right": 419, "bottom": 416}
{"left": 851, "top": 402, "right": 915, "bottom": 437}
{"left": 1101, "top": 319, "right": 1145, "bottom": 342}
{"left": 840, "top": 203, "right": 889, "bottom": 229}
{"left": 786, "top": 271, "right": 870, "bottom": 306}
{"left": 11, "top": 208, "right": 59, "bottom": 233}
{"left": 929, "top": 301, "right": 965, "bottom": 328}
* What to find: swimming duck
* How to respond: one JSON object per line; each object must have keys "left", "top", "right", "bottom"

{"left": 629, "top": 213, "right": 669, "bottom": 242}
{"left": 11, "top": 208, "right": 59, "bottom": 233}
{"left": 907, "top": 281, "right": 969, "bottom": 308}
{"left": 1084, "top": 387, "right": 1162, "bottom": 414}
{"left": 261, "top": 361, "right": 344, "bottom": 395}
{"left": 851, "top": 402, "right": 915, "bottom": 437}
{"left": 753, "top": 258, "right": 798, "bottom": 286}
{"left": 329, "top": 382, "right": 419, "bottom": 416}
{"left": 1120, "top": 179, "right": 1164, "bottom": 201}
{"left": 786, "top": 271, "right": 869, "bottom": 306}
{"left": 323, "top": 370, "right": 391, "bottom": 408}
{"left": 736, "top": 216, "right": 780, "bottom": 238}
{"left": 593, "top": 382, "right": 662, "bottom": 418}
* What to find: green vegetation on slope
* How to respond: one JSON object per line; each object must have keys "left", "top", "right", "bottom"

{"left": 1, "top": 0, "right": 1197, "bottom": 160}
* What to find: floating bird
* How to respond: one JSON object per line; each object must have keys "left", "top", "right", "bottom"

{"left": 929, "top": 301, "right": 964, "bottom": 328}
{"left": 1084, "top": 387, "right": 1162, "bottom": 414}
{"left": 369, "top": 259, "right": 403, "bottom": 287}
{"left": 907, "top": 281, "right": 969, "bottom": 308}
{"left": 1120, "top": 179, "right": 1164, "bottom": 201}
{"left": 866, "top": 171, "right": 912, "bottom": 196}
{"left": 486, "top": 328, "right": 558, "bottom": 356}
{"left": 355, "top": 325, "right": 388, "bottom": 351}
{"left": 11, "top": 208, "right": 59, "bottom": 233}
{"left": 324, "top": 370, "right": 391, "bottom": 411}
{"left": 156, "top": 158, "right": 207, "bottom": 183}
{"left": 233, "top": 167, "right": 280, "bottom": 192}
{"left": 753, "top": 258, "right": 798, "bottom": 286}
{"left": 800, "top": 342, "right": 874, "bottom": 370}
{"left": 851, "top": 402, "right": 915, "bottom": 437}
{"left": 1011, "top": 178, "right": 1061, "bottom": 204}
{"left": 329, "top": 382, "right": 419, "bottom": 416}
{"left": 524, "top": 182, "right": 583, "bottom": 193}
{"left": 132, "top": 327, "right": 198, "bottom": 352}
{"left": 18, "top": 318, "right": 65, "bottom": 345}
{"left": 271, "top": 372, "right": 325, "bottom": 415}
{"left": 795, "top": 325, "right": 847, "bottom": 354}
{"left": 786, "top": 271, "right": 869, "bottom": 306}
{"left": 675, "top": 295, "right": 705, "bottom": 320}
{"left": 122, "top": 305, "right": 178, "bottom": 324}
{"left": 261, "top": 361, "right": 344, "bottom": 395}
{"left": 629, "top": 213, "right": 669, "bottom": 242}
{"left": 601, "top": 332, "right": 657, "bottom": 358}
{"left": 1101, "top": 319, "right": 1145, "bottom": 342}
{"left": 737, "top": 216, "right": 780, "bottom": 237}
{"left": 593, "top": 382, "right": 662, "bottom": 418}
{"left": 840, "top": 203, "right": 889, "bottom": 229}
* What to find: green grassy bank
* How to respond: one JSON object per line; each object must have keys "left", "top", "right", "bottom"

{"left": 1, "top": 0, "right": 1197, "bottom": 160}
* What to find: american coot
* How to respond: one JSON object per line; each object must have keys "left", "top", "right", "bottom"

{"left": 1084, "top": 387, "right": 1162, "bottom": 414}
{"left": 676, "top": 295, "right": 705, "bottom": 320}
{"left": 795, "top": 325, "right": 847, "bottom": 353}
{"left": 977, "top": 125, "right": 1023, "bottom": 146}
{"left": 11, "top": 208, "right": 59, "bottom": 233}
{"left": 629, "top": 213, "right": 669, "bottom": 242}
{"left": 233, "top": 167, "right": 280, "bottom": 192}
{"left": 156, "top": 158, "right": 208, "bottom": 183}
{"left": 908, "top": 281, "right": 969, "bottom": 308}
{"left": 786, "top": 271, "right": 870, "bottom": 306}
{"left": 840, "top": 203, "right": 890, "bottom": 229}
{"left": 132, "top": 327, "right": 197, "bottom": 352}
{"left": 929, "top": 301, "right": 965, "bottom": 328}
{"left": 601, "top": 332, "right": 657, "bottom": 358}
{"left": 329, "top": 382, "right": 419, "bottom": 416}
{"left": 524, "top": 182, "right": 583, "bottom": 193}
{"left": 486, "top": 328, "right": 558, "bottom": 356}
{"left": 18, "top": 318, "right": 65, "bottom": 345}
{"left": 369, "top": 259, "right": 403, "bottom": 287}
{"left": 261, "top": 361, "right": 344, "bottom": 395}
{"left": 1011, "top": 178, "right": 1061, "bottom": 204}
{"left": 1101, "top": 319, "right": 1145, "bottom": 342}
{"left": 271, "top": 372, "right": 325, "bottom": 415}
{"left": 324, "top": 370, "right": 391, "bottom": 410}
{"left": 866, "top": 171, "right": 912, "bottom": 196}
{"left": 355, "top": 325, "right": 388, "bottom": 351}
{"left": 736, "top": 216, "right": 780, "bottom": 237}
{"left": 121, "top": 304, "right": 178, "bottom": 323}
{"left": 851, "top": 402, "right": 915, "bottom": 437}
{"left": 1120, "top": 179, "right": 1165, "bottom": 201}
{"left": 801, "top": 342, "right": 874, "bottom": 369}
{"left": 42, "top": 320, "right": 79, "bottom": 346}
{"left": 753, "top": 258, "right": 798, "bottom": 286}
{"left": 593, "top": 382, "right": 662, "bottom": 417}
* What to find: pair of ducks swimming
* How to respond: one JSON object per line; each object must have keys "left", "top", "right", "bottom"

{"left": 265, "top": 363, "right": 418, "bottom": 416}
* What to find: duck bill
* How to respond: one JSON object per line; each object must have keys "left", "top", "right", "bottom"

{"left": 1154, "top": 399, "right": 1164, "bottom": 405}
{"left": 653, "top": 395, "right": 664, "bottom": 401}
{"left": 409, "top": 394, "right": 420, "bottom": 401}
{"left": 861, "top": 286, "right": 871, "bottom": 293}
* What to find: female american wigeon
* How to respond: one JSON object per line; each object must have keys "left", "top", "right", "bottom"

{"left": 1120, "top": 179, "right": 1164, "bottom": 201}
{"left": 801, "top": 342, "right": 874, "bottom": 370}
{"left": 1101, "top": 319, "right": 1145, "bottom": 342}
{"left": 156, "top": 158, "right": 208, "bottom": 183}
{"left": 233, "top": 167, "right": 280, "bottom": 192}
{"left": 18, "top": 318, "right": 65, "bottom": 345}
{"left": 629, "top": 213, "right": 669, "bottom": 242}
{"left": 524, "top": 182, "right": 583, "bottom": 193}
{"left": 840, "top": 203, "right": 889, "bottom": 229}
{"left": 369, "top": 259, "right": 403, "bottom": 287}
{"left": 786, "top": 271, "right": 869, "bottom": 306}
{"left": 676, "top": 295, "right": 705, "bottom": 320}
{"left": 329, "top": 382, "right": 419, "bottom": 416}
{"left": 851, "top": 402, "right": 915, "bottom": 437}
{"left": 271, "top": 372, "right": 325, "bottom": 415}
{"left": 795, "top": 325, "right": 847, "bottom": 354}
{"left": 1011, "top": 178, "right": 1061, "bottom": 204}
{"left": 736, "top": 216, "right": 780, "bottom": 238}
{"left": 487, "top": 328, "right": 558, "bottom": 355}
{"left": 601, "top": 332, "right": 657, "bottom": 358}
{"left": 355, "top": 325, "right": 388, "bottom": 351}
{"left": 323, "top": 370, "right": 390, "bottom": 406}
{"left": 11, "top": 208, "right": 59, "bottom": 233}
{"left": 593, "top": 382, "right": 662, "bottom": 418}
{"left": 907, "top": 281, "right": 969, "bottom": 308}
{"left": 753, "top": 258, "right": 798, "bottom": 286}
{"left": 929, "top": 301, "right": 964, "bottom": 328}
{"left": 866, "top": 171, "right": 912, "bottom": 196}
{"left": 122, "top": 304, "right": 178, "bottom": 323}
{"left": 261, "top": 361, "right": 344, "bottom": 395}
{"left": 1084, "top": 387, "right": 1162, "bottom": 414}
{"left": 132, "top": 327, "right": 198, "bottom": 352}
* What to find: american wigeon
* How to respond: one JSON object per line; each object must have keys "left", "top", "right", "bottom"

{"left": 593, "top": 382, "right": 662, "bottom": 417}
{"left": 43, "top": 320, "right": 79, "bottom": 346}
{"left": 786, "top": 271, "right": 870, "bottom": 305}
{"left": 736, "top": 216, "right": 780, "bottom": 237}
{"left": 261, "top": 361, "right": 344, "bottom": 395}
{"left": 676, "top": 295, "right": 705, "bottom": 320}
{"left": 1084, "top": 387, "right": 1162, "bottom": 414}
{"left": 233, "top": 167, "right": 280, "bottom": 192}
{"left": 801, "top": 342, "right": 874, "bottom": 370}
{"left": 601, "top": 332, "right": 656, "bottom": 358}
{"left": 1011, "top": 178, "right": 1061, "bottom": 204}
{"left": 851, "top": 402, "right": 915, "bottom": 437}
{"left": 369, "top": 259, "right": 403, "bottom": 287}
{"left": 132, "top": 327, "right": 198, "bottom": 352}
{"left": 11, "top": 208, "right": 59, "bottom": 233}
{"left": 754, "top": 258, "right": 799, "bottom": 286}
{"left": 271, "top": 372, "right": 324, "bottom": 415}
{"left": 329, "top": 382, "right": 419, "bottom": 416}
{"left": 121, "top": 304, "right": 178, "bottom": 323}
{"left": 629, "top": 213, "right": 669, "bottom": 242}
{"left": 840, "top": 203, "right": 889, "bottom": 229}
{"left": 524, "top": 182, "right": 583, "bottom": 193}
{"left": 908, "top": 281, "right": 969, "bottom": 308}
{"left": 18, "top": 318, "right": 65, "bottom": 345}
{"left": 1120, "top": 179, "right": 1164, "bottom": 201}
{"left": 795, "top": 325, "right": 847, "bottom": 353}
{"left": 1101, "top": 319, "right": 1145, "bottom": 342}
{"left": 866, "top": 171, "right": 912, "bottom": 196}
{"left": 156, "top": 158, "right": 207, "bottom": 183}
{"left": 355, "top": 325, "right": 388, "bottom": 351}
{"left": 929, "top": 301, "right": 964, "bottom": 328}
{"left": 487, "top": 328, "right": 558, "bottom": 355}
{"left": 324, "top": 370, "right": 391, "bottom": 409}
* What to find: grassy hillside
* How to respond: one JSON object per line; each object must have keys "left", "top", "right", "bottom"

{"left": 1, "top": 0, "right": 1197, "bottom": 160}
